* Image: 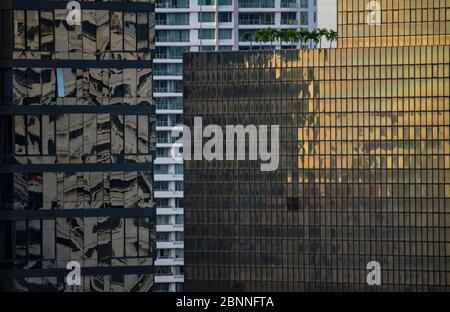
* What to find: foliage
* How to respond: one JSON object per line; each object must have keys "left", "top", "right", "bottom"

{"left": 245, "top": 28, "right": 338, "bottom": 49}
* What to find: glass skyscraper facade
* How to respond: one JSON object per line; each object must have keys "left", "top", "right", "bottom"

{"left": 153, "top": 0, "right": 317, "bottom": 292}
{"left": 0, "top": 0, "right": 156, "bottom": 291}
{"left": 338, "top": 0, "right": 450, "bottom": 48}
{"left": 183, "top": 0, "right": 450, "bottom": 291}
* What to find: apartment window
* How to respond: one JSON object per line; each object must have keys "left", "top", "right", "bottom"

{"left": 281, "top": 0, "right": 297, "bottom": 8}
{"left": 300, "top": 0, "right": 309, "bottom": 8}
{"left": 156, "top": 148, "right": 169, "bottom": 157}
{"left": 155, "top": 198, "right": 170, "bottom": 207}
{"left": 175, "top": 164, "right": 183, "bottom": 174}
{"left": 175, "top": 232, "right": 184, "bottom": 241}
{"left": 154, "top": 164, "right": 169, "bottom": 174}
{"left": 218, "top": 45, "right": 233, "bottom": 51}
{"left": 156, "top": 215, "right": 171, "bottom": 225}
{"left": 156, "top": 30, "right": 189, "bottom": 42}
{"left": 155, "top": 46, "right": 189, "bottom": 59}
{"left": 198, "top": 29, "right": 215, "bottom": 40}
{"left": 300, "top": 12, "right": 309, "bottom": 25}
{"left": 154, "top": 63, "right": 182, "bottom": 76}
{"left": 175, "top": 215, "right": 184, "bottom": 225}
{"left": 198, "top": 0, "right": 215, "bottom": 5}
{"left": 281, "top": 12, "right": 297, "bottom": 25}
{"left": 199, "top": 45, "right": 215, "bottom": 51}
{"left": 239, "top": 13, "right": 275, "bottom": 25}
{"left": 175, "top": 198, "right": 184, "bottom": 208}
{"left": 175, "top": 181, "right": 183, "bottom": 191}
{"left": 156, "top": 0, "right": 189, "bottom": 9}
{"left": 156, "top": 97, "right": 183, "bottom": 110}
{"left": 238, "top": 29, "right": 257, "bottom": 41}
{"left": 218, "top": 12, "right": 232, "bottom": 23}
{"left": 154, "top": 80, "right": 183, "bottom": 93}
{"left": 238, "top": 0, "right": 274, "bottom": 8}
{"left": 218, "top": 29, "right": 232, "bottom": 40}
{"left": 218, "top": 0, "right": 232, "bottom": 4}
{"left": 156, "top": 13, "right": 189, "bottom": 25}
{"left": 154, "top": 182, "right": 169, "bottom": 191}
{"left": 199, "top": 12, "right": 215, "bottom": 23}
{"left": 156, "top": 232, "right": 170, "bottom": 241}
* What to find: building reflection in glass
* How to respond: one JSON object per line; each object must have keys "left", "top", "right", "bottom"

{"left": 0, "top": 0, "right": 156, "bottom": 291}
{"left": 183, "top": 44, "right": 450, "bottom": 291}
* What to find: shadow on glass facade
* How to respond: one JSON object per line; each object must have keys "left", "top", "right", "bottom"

{"left": 0, "top": 0, "right": 156, "bottom": 291}
{"left": 183, "top": 0, "right": 450, "bottom": 292}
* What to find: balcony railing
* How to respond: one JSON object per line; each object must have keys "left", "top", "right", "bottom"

{"left": 154, "top": 70, "right": 182, "bottom": 76}
{"left": 156, "top": 52, "right": 184, "bottom": 59}
{"left": 156, "top": 101, "right": 183, "bottom": 110}
{"left": 281, "top": 19, "right": 298, "bottom": 25}
{"left": 281, "top": 1, "right": 298, "bottom": 8}
{"left": 156, "top": 20, "right": 189, "bottom": 26}
{"left": 155, "top": 36, "right": 189, "bottom": 43}
{"left": 239, "top": 19, "right": 275, "bottom": 25}
{"left": 154, "top": 87, "right": 183, "bottom": 93}
{"left": 238, "top": 0, "right": 275, "bottom": 8}
{"left": 156, "top": 1, "right": 189, "bottom": 9}
{"left": 157, "top": 120, "right": 180, "bottom": 127}
{"left": 155, "top": 273, "right": 184, "bottom": 277}
{"left": 157, "top": 137, "right": 180, "bottom": 144}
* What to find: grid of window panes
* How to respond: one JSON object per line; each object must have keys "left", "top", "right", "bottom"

{"left": 0, "top": 1, "right": 156, "bottom": 292}
{"left": 183, "top": 48, "right": 450, "bottom": 291}
{"left": 12, "top": 9, "right": 155, "bottom": 57}
{"left": 9, "top": 216, "right": 153, "bottom": 292}
{"left": 337, "top": 0, "right": 450, "bottom": 48}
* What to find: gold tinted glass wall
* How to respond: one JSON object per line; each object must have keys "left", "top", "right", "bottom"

{"left": 183, "top": 47, "right": 450, "bottom": 291}
{"left": 338, "top": 0, "right": 450, "bottom": 48}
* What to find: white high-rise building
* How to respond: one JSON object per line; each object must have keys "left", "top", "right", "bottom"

{"left": 153, "top": 0, "right": 317, "bottom": 292}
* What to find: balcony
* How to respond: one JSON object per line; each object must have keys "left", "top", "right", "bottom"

{"left": 156, "top": 0, "right": 189, "bottom": 9}
{"left": 239, "top": 19, "right": 275, "bottom": 25}
{"left": 281, "top": 1, "right": 298, "bottom": 8}
{"left": 238, "top": 0, "right": 274, "bottom": 8}
{"left": 154, "top": 158, "right": 183, "bottom": 166}
{"left": 198, "top": 0, "right": 216, "bottom": 5}
{"left": 154, "top": 172, "right": 183, "bottom": 181}
{"left": 154, "top": 275, "right": 184, "bottom": 283}
{"left": 154, "top": 87, "right": 183, "bottom": 93}
{"left": 155, "top": 36, "right": 189, "bottom": 43}
{"left": 157, "top": 224, "right": 184, "bottom": 232}
{"left": 156, "top": 99, "right": 183, "bottom": 110}
{"left": 281, "top": 19, "right": 298, "bottom": 25}
{"left": 154, "top": 191, "right": 184, "bottom": 198}
{"left": 156, "top": 137, "right": 181, "bottom": 144}
{"left": 155, "top": 257, "right": 184, "bottom": 266}
{"left": 157, "top": 207, "right": 184, "bottom": 215}
{"left": 156, "top": 20, "right": 189, "bottom": 26}
{"left": 155, "top": 53, "right": 185, "bottom": 60}
{"left": 157, "top": 120, "right": 182, "bottom": 127}
{"left": 156, "top": 241, "right": 184, "bottom": 249}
